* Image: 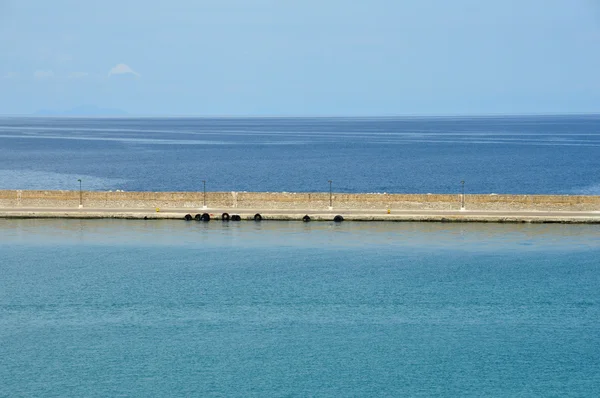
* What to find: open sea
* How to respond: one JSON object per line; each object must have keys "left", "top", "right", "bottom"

{"left": 1, "top": 116, "right": 600, "bottom": 396}
{"left": 0, "top": 115, "right": 599, "bottom": 194}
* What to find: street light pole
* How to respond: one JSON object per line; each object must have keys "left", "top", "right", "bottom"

{"left": 78, "top": 179, "right": 82, "bottom": 208}
{"left": 328, "top": 180, "right": 333, "bottom": 210}
{"left": 202, "top": 180, "right": 207, "bottom": 209}
{"left": 460, "top": 180, "right": 465, "bottom": 210}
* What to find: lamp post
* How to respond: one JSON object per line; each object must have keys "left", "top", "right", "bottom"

{"left": 77, "top": 179, "right": 82, "bottom": 208}
{"left": 460, "top": 180, "right": 465, "bottom": 210}
{"left": 202, "top": 180, "right": 207, "bottom": 209}
{"left": 328, "top": 180, "right": 333, "bottom": 210}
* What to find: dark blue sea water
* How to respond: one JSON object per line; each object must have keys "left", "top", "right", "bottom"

{"left": 1, "top": 115, "right": 599, "bottom": 194}
{"left": 1, "top": 220, "right": 599, "bottom": 396}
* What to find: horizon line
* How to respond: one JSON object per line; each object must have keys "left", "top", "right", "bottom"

{"left": 1, "top": 111, "right": 600, "bottom": 119}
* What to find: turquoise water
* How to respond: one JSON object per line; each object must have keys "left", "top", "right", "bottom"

{"left": 1, "top": 220, "right": 600, "bottom": 396}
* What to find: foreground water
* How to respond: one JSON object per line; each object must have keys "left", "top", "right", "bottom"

{"left": 1, "top": 220, "right": 599, "bottom": 396}
{"left": 1, "top": 115, "right": 600, "bottom": 194}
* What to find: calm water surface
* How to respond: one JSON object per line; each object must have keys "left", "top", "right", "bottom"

{"left": 1, "top": 220, "right": 599, "bottom": 396}
{"left": 1, "top": 115, "right": 600, "bottom": 194}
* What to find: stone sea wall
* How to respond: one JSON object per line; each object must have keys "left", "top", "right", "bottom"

{"left": 1, "top": 190, "right": 599, "bottom": 211}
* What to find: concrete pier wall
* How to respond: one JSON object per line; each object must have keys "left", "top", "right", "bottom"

{"left": 1, "top": 190, "right": 599, "bottom": 211}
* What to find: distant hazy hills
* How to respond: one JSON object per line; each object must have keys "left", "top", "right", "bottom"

{"left": 34, "top": 105, "right": 128, "bottom": 116}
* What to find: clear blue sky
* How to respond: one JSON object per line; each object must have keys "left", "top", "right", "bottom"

{"left": 1, "top": 0, "right": 599, "bottom": 116}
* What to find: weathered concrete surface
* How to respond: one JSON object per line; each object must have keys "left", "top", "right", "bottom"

{"left": 1, "top": 207, "right": 600, "bottom": 224}
{"left": 1, "top": 190, "right": 600, "bottom": 212}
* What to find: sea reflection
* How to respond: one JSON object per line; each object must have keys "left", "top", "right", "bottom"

{"left": 1, "top": 219, "right": 599, "bottom": 252}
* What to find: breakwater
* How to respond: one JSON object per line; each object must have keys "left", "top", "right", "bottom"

{"left": 1, "top": 190, "right": 600, "bottom": 211}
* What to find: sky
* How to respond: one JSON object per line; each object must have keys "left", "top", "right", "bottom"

{"left": 1, "top": 0, "right": 600, "bottom": 116}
